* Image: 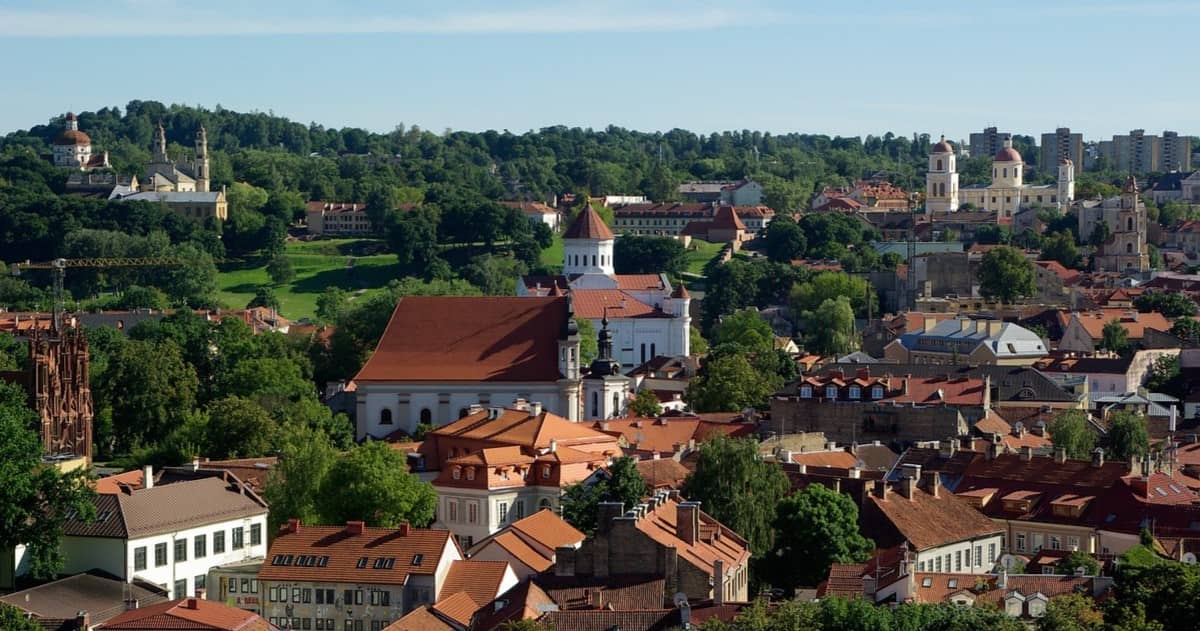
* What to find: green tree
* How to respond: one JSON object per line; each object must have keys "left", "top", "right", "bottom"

{"left": 1036, "top": 593, "right": 1105, "bottom": 631}
{"left": 685, "top": 353, "right": 777, "bottom": 412}
{"left": 763, "top": 215, "right": 807, "bottom": 263}
{"left": 790, "top": 272, "right": 874, "bottom": 318}
{"left": 0, "top": 604, "right": 43, "bottom": 631}
{"left": 629, "top": 388, "right": 662, "bottom": 417}
{"left": 1134, "top": 292, "right": 1198, "bottom": 318}
{"left": 202, "top": 396, "right": 279, "bottom": 459}
{"left": 560, "top": 456, "right": 647, "bottom": 535}
{"left": 1171, "top": 317, "right": 1200, "bottom": 343}
{"left": 1055, "top": 550, "right": 1102, "bottom": 576}
{"left": 95, "top": 338, "right": 198, "bottom": 451}
{"left": 690, "top": 325, "right": 708, "bottom": 355}
{"left": 318, "top": 440, "right": 437, "bottom": 527}
{"left": 710, "top": 308, "right": 775, "bottom": 353}
{"left": 263, "top": 426, "right": 338, "bottom": 532}
{"left": 247, "top": 285, "right": 280, "bottom": 310}
{"left": 1145, "top": 355, "right": 1184, "bottom": 398}
{"left": 804, "top": 296, "right": 858, "bottom": 356}
{"left": 613, "top": 235, "right": 688, "bottom": 276}
{"left": 0, "top": 382, "right": 97, "bottom": 580}
{"left": 1106, "top": 411, "right": 1150, "bottom": 462}
{"left": 315, "top": 286, "right": 348, "bottom": 323}
{"left": 266, "top": 255, "right": 295, "bottom": 286}
{"left": 681, "top": 436, "right": 790, "bottom": 556}
{"left": 769, "top": 483, "right": 873, "bottom": 589}
{"left": 1101, "top": 318, "right": 1131, "bottom": 355}
{"left": 1088, "top": 219, "right": 1111, "bottom": 248}
{"left": 978, "top": 246, "right": 1036, "bottom": 304}
{"left": 1047, "top": 409, "right": 1097, "bottom": 460}
{"left": 1041, "top": 231, "right": 1082, "bottom": 269}
{"left": 576, "top": 317, "right": 598, "bottom": 366}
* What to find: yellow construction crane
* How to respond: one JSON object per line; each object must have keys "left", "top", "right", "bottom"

{"left": 11, "top": 256, "right": 214, "bottom": 330}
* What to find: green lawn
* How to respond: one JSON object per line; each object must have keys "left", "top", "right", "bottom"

{"left": 683, "top": 239, "right": 726, "bottom": 275}
{"left": 217, "top": 239, "right": 400, "bottom": 319}
{"left": 540, "top": 233, "right": 564, "bottom": 270}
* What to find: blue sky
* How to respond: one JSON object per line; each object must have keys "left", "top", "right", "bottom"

{"left": 0, "top": 0, "right": 1195, "bottom": 141}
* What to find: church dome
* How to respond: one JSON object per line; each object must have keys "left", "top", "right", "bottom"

{"left": 54, "top": 129, "right": 91, "bottom": 146}
{"left": 931, "top": 136, "right": 954, "bottom": 154}
{"left": 994, "top": 146, "right": 1022, "bottom": 162}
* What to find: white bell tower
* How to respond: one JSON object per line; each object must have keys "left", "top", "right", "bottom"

{"left": 925, "top": 135, "right": 959, "bottom": 212}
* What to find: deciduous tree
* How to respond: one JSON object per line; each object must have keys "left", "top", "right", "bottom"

{"left": 1106, "top": 411, "right": 1149, "bottom": 462}
{"left": 1048, "top": 409, "right": 1096, "bottom": 460}
{"left": 681, "top": 436, "right": 790, "bottom": 556}
{"left": 804, "top": 296, "right": 858, "bottom": 356}
{"left": 629, "top": 388, "right": 662, "bottom": 417}
{"left": 978, "top": 246, "right": 1036, "bottom": 304}
{"left": 769, "top": 483, "right": 873, "bottom": 589}
{"left": 318, "top": 440, "right": 437, "bottom": 527}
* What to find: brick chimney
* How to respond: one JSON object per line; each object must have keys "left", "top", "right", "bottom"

{"left": 922, "top": 471, "right": 941, "bottom": 498}
{"left": 143, "top": 465, "right": 153, "bottom": 489}
{"left": 596, "top": 502, "right": 625, "bottom": 535}
{"left": 899, "top": 476, "right": 917, "bottom": 500}
{"left": 397, "top": 522, "right": 410, "bottom": 536}
{"left": 1055, "top": 448, "right": 1067, "bottom": 464}
{"left": 75, "top": 611, "right": 90, "bottom": 629}
{"left": 185, "top": 598, "right": 199, "bottom": 609}
{"left": 677, "top": 502, "right": 700, "bottom": 545}
{"left": 285, "top": 518, "right": 301, "bottom": 534}
{"left": 872, "top": 479, "right": 889, "bottom": 500}
{"left": 1130, "top": 476, "right": 1150, "bottom": 499}
{"left": 713, "top": 559, "right": 726, "bottom": 605}
{"left": 1020, "top": 446, "right": 1034, "bottom": 461}
{"left": 345, "top": 521, "right": 365, "bottom": 536}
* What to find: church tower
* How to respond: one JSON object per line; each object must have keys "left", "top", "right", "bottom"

{"left": 664, "top": 282, "right": 692, "bottom": 357}
{"left": 583, "top": 316, "right": 630, "bottom": 420}
{"left": 562, "top": 205, "right": 616, "bottom": 276}
{"left": 1057, "top": 158, "right": 1075, "bottom": 209}
{"left": 152, "top": 120, "right": 170, "bottom": 164}
{"left": 925, "top": 135, "right": 959, "bottom": 212}
{"left": 194, "top": 125, "right": 210, "bottom": 193}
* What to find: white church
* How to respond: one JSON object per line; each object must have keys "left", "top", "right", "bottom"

{"left": 926, "top": 135, "right": 1074, "bottom": 218}
{"left": 518, "top": 206, "right": 692, "bottom": 370}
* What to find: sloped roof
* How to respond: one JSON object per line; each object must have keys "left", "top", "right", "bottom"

{"left": 383, "top": 606, "right": 456, "bottom": 631}
{"left": 430, "top": 408, "right": 616, "bottom": 451}
{"left": 571, "top": 289, "right": 667, "bottom": 319}
{"left": 564, "top": 206, "right": 615, "bottom": 240}
{"left": 542, "top": 610, "right": 679, "bottom": 631}
{"left": 866, "top": 486, "right": 1002, "bottom": 551}
{"left": 258, "top": 522, "right": 454, "bottom": 585}
{"left": 431, "top": 591, "right": 480, "bottom": 627}
{"left": 508, "top": 508, "right": 586, "bottom": 551}
{"left": 632, "top": 497, "right": 752, "bottom": 575}
{"left": 1059, "top": 309, "right": 1173, "bottom": 340}
{"left": 0, "top": 573, "right": 168, "bottom": 625}
{"left": 635, "top": 458, "right": 692, "bottom": 490}
{"left": 441, "top": 559, "right": 512, "bottom": 612}
{"left": 536, "top": 575, "right": 666, "bottom": 610}
{"left": 96, "top": 598, "right": 270, "bottom": 631}
{"left": 354, "top": 296, "right": 569, "bottom": 382}
{"left": 64, "top": 475, "right": 267, "bottom": 539}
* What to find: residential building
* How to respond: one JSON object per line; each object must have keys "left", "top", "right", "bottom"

{"left": 556, "top": 490, "right": 753, "bottom": 603}
{"left": 1166, "top": 219, "right": 1200, "bottom": 258}
{"left": 500, "top": 201, "right": 561, "bottom": 231}
{"left": 925, "top": 136, "right": 959, "bottom": 212}
{"left": 467, "top": 509, "right": 585, "bottom": 581}
{"left": 258, "top": 520, "right": 462, "bottom": 629}
{"left": 519, "top": 207, "right": 692, "bottom": 368}
{"left": 678, "top": 179, "right": 763, "bottom": 205}
{"left": 770, "top": 368, "right": 987, "bottom": 445}
{"left": 1033, "top": 260, "right": 1080, "bottom": 305}
{"left": 208, "top": 558, "right": 265, "bottom": 615}
{"left": 589, "top": 414, "right": 754, "bottom": 461}
{"left": 420, "top": 404, "right": 622, "bottom": 546}
{"left": 818, "top": 180, "right": 911, "bottom": 212}
{"left": 306, "top": 202, "right": 373, "bottom": 235}
{"left": 96, "top": 598, "right": 274, "bottom": 631}
{"left": 51, "top": 112, "right": 110, "bottom": 170}
{"left": 1055, "top": 308, "right": 1173, "bottom": 354}
{"left": 1099, "top": 129, "right": 1192, "bottom": 173}
{"left": 957, "top": 139, "right": 1073, "bottom": 219}
{"left": 612, "top": 203, "right": 774, "bottom": 236}
{"left": 860, "top": 476, "right": 1004, "bottom": 575}
{"left": 353, "top": 295, "right": 583, "bottom": 438}
{"left": 883, "top": 316, "right": 1048, "bottom": 366}
{"left": 968, "top": 127, "right": 1011, "bottom": 161}
{"left": 1146, "top": 171, "right": 1193, "bottom": 204}
{"left": 1182, "top": 171, "right": 1200, "bottom": 203}
{"left": 1039, "top": 128, "right": 1084, "bottom": 175}
{"left": 679, "top": 204, "right": 748, "bottom": 243}
{"left": 1076, "top": 176, "right": 1150, "bottom": 273}
{"left": 0, "top": 572, "right": 169, "bottom": 630}
{"left": 59, "top": 468, "right": 269, "bottom": 599}
{"left": 1036, "top": 349, "right": 1180, "bottom": 394}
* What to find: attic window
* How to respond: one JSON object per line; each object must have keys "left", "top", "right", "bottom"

{"left": 467, "top": 468, "right": 476, "bottom": 481}
{"left": 1155, "top": 488, "right": 1168, "bottom": 497}
{"left": 317, "top": 556, "right": 329, "bottom": 567}
{"left": 373, "top": 557, "right": 396, "bottom": 569}
{"left": 356, "top": 556, "right": 368, "bottom": 569}
{"left": 948, "top": 579, "right": 959, "bottom": 589}
{"left": 542, "top": 465, "right": 552, "bottom": 479}
{"left": 412, "top": 553, "right": 424, "bottom": 566}
{"left": 800, "top": 386, "right": 812, "bottom": 398}
{"left": 871, "top": 386, "right": 884, "bottom": 399}
{"left": 922, "top": 577, "right": 933, "bottom": 587}
{"left": 452, "top": 468, "right": 461, "bottom": 480}
{"left": 825, "top": 385, "right": 838, "bottom": 399}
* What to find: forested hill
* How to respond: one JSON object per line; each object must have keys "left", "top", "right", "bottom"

{"left": 2, "top": 100, "right": 948, "bottom": 209}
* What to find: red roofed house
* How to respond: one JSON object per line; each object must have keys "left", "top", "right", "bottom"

{"left": 96, "top": 597, "right": 273, "bottom": 631}
{"left": 519, "top": 206, "right": 692, "bottom": 369}
{"left": 468, "top": 508, "right": 586, "bottom": 580}
{"left": 555, "top": 489, "right": 752, "bottom": 603}
{"left": 258, "top": 520, "right": 462, "bottom": 628}
{"left": 500, "top": 200, "right": 561, "bottom": 231}
{"left": 1056, "top": 309, "right": 1174, "bottom": 355}
{"left": 353, "top": 296, "right": 584, "bottom": 439}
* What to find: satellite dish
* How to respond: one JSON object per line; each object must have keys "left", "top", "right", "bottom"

{"left": 672, "top": 592, "right": 689, "bottom": 608}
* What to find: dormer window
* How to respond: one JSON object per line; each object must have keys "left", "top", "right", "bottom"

{"left": 466, "top": 468, "right": 475, "bottom": 481}
{"left": 452, "top": 468, "right": 461, "bottom": 480}
{"left": 800, "top": 386, "right": 812, "bottom": 398}
{"left": 848, "top": 386, "right": 861, "bottom": 399}
{"left": 825, "top": 385, "right": 838, "bottom": 399}
{"left": 542, "top": 465, "right": 552, "bottom": 479}
{"left": 871, "top": 386, "right": 884, "bottom": 399}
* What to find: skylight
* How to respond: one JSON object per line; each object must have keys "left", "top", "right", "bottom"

{"left": 922, "top": 578, "right": 933, "bottom": 587}
{"left": 412, "top": 553, "right": 424, "bottom": 566}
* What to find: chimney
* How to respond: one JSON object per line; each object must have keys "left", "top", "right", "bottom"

{"left": 872, "top": 479, "right": 889, "bottom": 500}
{"left": 1130, "top": 476, "right": 1149, "bottom": 499}
{"left": 987, "top": 320, "right": 1003, "bottom": 337}
{"left": 195, "top": 587, "right": 206, "bottom": 600}
{"left": 825, "top": 441, "right": 837, "bottom": 451}
{"left": 899, "top": 476, "right": 917, "bottom": 500}
{"left": 596, "top": 502, "right": 625, "bottom": 535}
{"left": 488, "top": 406, "right": 504, "bottom": 420}
{"left": 1092, "top": 448, "right": 1105, "bottom": 468}
{"left": 1055, "top": 448, "right": 1067, "bottom": 464}
{"left": 923, "top": 316, "right": 936, "bottom": 332}
{"left": 713, "top": 559, "right": 726, "bottom": 605}
{"left": 530, "top": 401, "right": 543, "bottom": 416}
{"left": 588, "top": 589, "right": 604, "bottom": 609}
{"left": 185, "top": 598, "right": 199, "bottom": 609}
{"left": 939, "top": 439, "right": 957, "bottom": 458}
{"left": 191, "top": 456, "right": 200, "bottom": 472}
{"left": 124, "top": 598, "right": 139, "bottom": 611}
{"left": 1020, "top": 446, "right": 1034, "bottom": 461}
{"left": 549, "top": 439, "right": 558, "bottom": 453}
{"left": 345, "top": 521, "right": 365, "bottom": 536}
{"left": 960, "top": 318, "right": 972, "bottom": 332}
{"left": 900, "top": 463, "right": 922, "bottom": 480}
{"left": 922, "top": 471, "right": 941, "bottom": 498}
{"left": 142, "top": 465, "right": 153, "bottom": 489}
{"left": 677, "top": 502, "right": 700, "bottom": 545}
{"left": 397, "top": 522, "right": 410, "bottom": 536}
{"left": 75, "top": 611, "right": 90, "bottom": 630}
{"left": 285, "top": 518, "right": 301, "bottom": 534}
{"left": 847, "top": 466, "right": 861, "bottom": 479}
{"left": 555, "top": 546, "right": 576, "bottom": 576}
{"left": 998, "top": 569, "right": 1008, "bottom": 589}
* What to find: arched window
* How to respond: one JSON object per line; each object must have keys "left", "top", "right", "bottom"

{"left": 539, "top": 498, "right": 553, "bottom": 510}
{"left": 612, "top": 392, "right": 620, "bottom": 415}
{"left": 420, "top": 408, "right": 432, "bottom": 424}
{"left": 936, "top": 159, "right": 943, "bottom": 171}
{"left": 380, "top": 409, "right": 393, "bottom": 425}
{"left": 1003, "top": 168, "right": 1008, "bottom": 178}
{"left": 1127, "top": 217, "right": 1133, "bottom": 231}
{"left": 1127, "top": 242, "right": 1133, "bottom": 253}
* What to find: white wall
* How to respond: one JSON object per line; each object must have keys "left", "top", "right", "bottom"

{"left": 433, "top": 487, "right": 557, "bottom": 548}
{"left": 357, "top": 382, "right": 571, "bottom": 440}
{"left": 913, "top": 534, "right": 1004, "bottom": 575}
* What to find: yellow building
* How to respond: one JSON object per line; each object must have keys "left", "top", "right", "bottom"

{"left": 952, "top": 139, "right": 1074, "bottom": 220}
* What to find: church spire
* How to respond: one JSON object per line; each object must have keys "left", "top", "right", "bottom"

{"left": 194, "top": 124, "right": 210, "bottom": 192}
{"left": 152, "top": 119, "right": 169, "bottom": 164}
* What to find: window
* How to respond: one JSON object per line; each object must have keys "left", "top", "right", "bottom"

{"left": 344, "top": 590, "right": 354, "bottom": 605}
{"left": 317, "top": 589, "right": 325, "bottom": 604}
{"left": 251, "top": 523, "right": 262, "bottom": 546}
{"left": 232, "top": 527, "right": 244, "bottom": 550}
{"left": 468, "top": 502, "right": 478, "bottom": 523}
{"left": 800, "top": 386, "right": 812, "bottom": 398}
{"left": 1049, "top": 535, "right": 1061, "bottom": 550}
{"left": 1127, "top": 242, "right": 1133, "bottom": 253}
{"left": 356, "top": 556, "right": 368, "bottom": 569}
{"left": 542, "top": 465, "right": 552, "bottom": 479}
{"left": 466, "top": 468, "right": 475, "bottom": 481}
{"left": 380, "top": 408, "right": 393, "bottom": 425}
{"left": 412, "top": 553, "right": 424, "bottom": 566}
{"left": 279, "top": 587, "right": 289, "bottom": 603}
{"left": 355, "top": 590, "right": 364, "bottom": 605}
{"left": 345, "top": 621, "right": 353, "bottom": 631}
{"left": 515, "top": 500, "right": 525, "bottom": 520}
{"left": 195, "top": 575, "right": 206, "bottom": 591}
{"left": 936, "top": 159, "right": 943, "bottom": 171}
{"left": 848, "top": 386, "right": 861, "bottom": 399}
{"left": 1033, "top": 533, "right": 1044, "bottom": 551}
{"left": 155, "top": 543, "right": 168, "bottom": 567}
{"left": 214, "top": 530, "right": 225, "bottom": 554}
{"left": 935, "top": 556, "right": 942, "bottom": 572}
{"left": 174, "top": 579, "right": 187, "bottom": 598}
{"left": 1015, "top": 532, "right": 1026, "bottom": 552}
{"left": 452, "top": 468, "right": 461, "bottom": 480}
{"left": 448, "top": 500, "right": 458, "bottom": 522}
{"left": 318, "top": 620, "right": 325, "bottom": 631}
{"left": 974, "top": 545, "right": 982, "bottom": 566}
{"left": 303, "top": 588, "right": 312, "bottom": 603}
{"left": 871, "top": 386, "right": 884, "bottom": 399}
{"left": 420, "top": 408, "right": 432, "bottom": 424}
{"left": 989, "top": 543, "right": 997, "bottom": 562}
{"left": 1067, "top": 536, "right": 1080, "bottom": 551}
{"left": 825, "top": 385, "right": 838, "bottom": 399}
{"left": 955, "top": 550, "right": 962, "bottom": 571}
{"left": 499, "top": 501, "right": 509, "bottom": 523}
{"left": 195, "top": 534, "right": 207, "bottom": 558}
{"left": 591, "top": 392, "right": 599, "bottom": 417}
{"left": 134, "top": 546, "right": 147, "bottom": 571}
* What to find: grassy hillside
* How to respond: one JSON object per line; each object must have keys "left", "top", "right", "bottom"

{"left": 217, "top": 239, "right": 399, "bottom": 319}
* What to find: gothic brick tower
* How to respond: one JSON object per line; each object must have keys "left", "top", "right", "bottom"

{"left": 26, "top": 324, "right": 94, "bottom": 461}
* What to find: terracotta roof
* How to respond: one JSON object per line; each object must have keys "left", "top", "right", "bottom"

{"left": 430, "top": 408, "right": 618, "bottom": 453}
{"left": 820, "top": 562, "right": 870, "bottom": 599}
{"left": 438, "top": 559, "right": 510, "bottom": 622}
{"left": 96, "top": 598, "right": 271, "bottom": 631}
{"left": 1035, "top": 260, "right": 1082, "bottom": 285}
{"left": 472, "top": 580, "right": 557, "bottom": 631}
{"left": 501, "top": 200, "right": 558, "bottom": 216}
{"left": 865, "top": 485, "right": 1002, "bottom": 551}
{"left": 508, "top": 508, "right": 586, "bottom": 551}
{"left": 994, "top": 146, "right": 1022, "bottom": 162}
{"left": 632, "top": 496, "right": 751, "bottom": 575}
{"left": 635, "top": 458, "right": 691, "bottom": 490}
{"left": 781, "top": 370, "right": 987, "bottom": 407}
{"left": 383, "top": 606, "right": 456, "bottom": 631}
{"left": 1058, "top": 309, "right": 1173, "bottom": 340}
{"left": 564, "top": 206, "right": 615, "bottom": 240}
{"left": 198, "top": 458, "right": 277, "bottom": 494}
{"left": 258, "top": 522, "right": 455, "bottom": 585}
{"left": 614, "top": 274, "right": 666, "bottom": 291}
{"left": 592, "top": 417, "right": 703, "bottom": 455}
{"left": 670, "top": 282, "right": 690, "bottom": 299}
{"left": 537, "top": 575, "right": 666, "bottom": 611}
{"left": 571, "top": 289, "right": 666, "bottom": 319}
{"left": 431, "top": 591, "right": 480, "bottom": 627}
{"left": 54, "top": 129, "right": 91, "bottom": 146}
{"left": 911, "top": 573, "right": 1097, "bottom": 608}
{"left": 484, "top": 531, "right": 555, "bottom": 572}
{"left": 542, "top": 610, "right": 679, "bottom": 631}
{"left": 791, "top": 450, "right": 859, "bottom": 468}
{"left": 710, "top": 205, "right": 746, "bottom": 230}
{"left": 931, "top": 137, "right": 954, "bottom": 154}
{"left": 64, "top": 474, "right": 266, "bottom": 539}
{"left": 354, "top": 296, "right": 569, "bottom": 382}
{"left": 94, "top": 469, "right": 145, "bottom": 494}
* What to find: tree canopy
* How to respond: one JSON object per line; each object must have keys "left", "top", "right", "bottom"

{"left": 977, "top": 246, "right": 1036, "bottom": 304}
{"left": 768, "top": 483, "right": 873, "bottom": 589}
{"left": 681, "top": 436, "right": 790, "bottom": 557}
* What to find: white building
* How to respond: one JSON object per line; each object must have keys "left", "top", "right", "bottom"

{"left": 925, "top": 136, "right": 960, "bottom": 212}
{"left": 353, "top": 296, "right": 583, "bottom": 439}
{"left": 952, "top": 138, "right": 1074, "bottom": 219}
{"left": 305, "top": 201, "right": 374, "bottom": 235}
{"left": 52, "top": 112, "right": 110, "bottom": 170}
{"left": 59, "top": 468, "right": 268, "bottom": 599}
{"left": 519, "top": 206, "right": 691, "bottom": 371}
{"left": 500, "top": 201, "right": 561, "bottom": 231}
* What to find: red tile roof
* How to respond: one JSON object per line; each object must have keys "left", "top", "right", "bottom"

{"left": 354, "top": 296, "right": 569, "bottom": 382}
{"left": 438, "top": 559, "right": 511, "bottom": 622}
{"left": 1057, "top": 309, "right": 1173, "bottom": 341}
{"left": 865, "top": 485, "right": 1002, "bottom": 551}
{"left": 710, "top": 205, "right": 746, "bottom": 231}
{"left": 635, "top": 458, "right": 691, "bottom": 490}
{"left": 614, "top": 274, "right": 666, "bottom": 291}
{"left": 791, "top": 450, "right": 859, "bottom": 468}
{"left": 97, "top": 598, "right": 271, "bottom": 631}
{"left": 259, "top": 522, "right": 455, "bottom": 586}
{"left": 632, "top": 496, "right": 751, "bottom": 575}
{"left": 571, "top": 289, "right": 666, "bottom": 319}
{"left": 564, "top": 206, "right": 615, "bottom": 240}
{"left": 508, "top": 508, "right": 586, "bottom": 552}
{"left": 384, "top": 606, "right": 456, "bottom": 631}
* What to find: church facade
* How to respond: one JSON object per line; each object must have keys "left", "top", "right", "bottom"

{"left": 0, "top": 323, "right": 94, "bottom": 462}
{"left": 518, "top": 206, "right": 691, "bottom": 370}
{"left": 51, "top": 112, "right": 110, "bottom": 170}
{"left": 929, "top": 137, "right": 1074, "bottom": 219}
{"left": 111, "top": 121, "right": 228, "bottom": 220}
{"left": 1076, "top": 176, "right": 1150, "bottom": 273}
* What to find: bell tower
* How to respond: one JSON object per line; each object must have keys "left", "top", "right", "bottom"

{"left": 152, "top": 120, "right": 169, "bottom": 164}
{"left": 925, "top": 135, "right": 959, "bottom": 212}
{"left": 583, "top": 315, "right": 630, "bottom": 420}
{"left": 194, "top": 125, "right": 210, "bottom": 193}
{"left": 1057, "top": 158, "right": 1075, "bottom": 209}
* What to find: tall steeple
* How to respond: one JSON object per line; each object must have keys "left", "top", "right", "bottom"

{"left": 583, "top": 314, "right": 629, "bottom": 419}
{"left": 194, "top": 124, "right": 210, "bottom": 192}
{"left": 152, "top": 120, "right": 169, "bottom": 164}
